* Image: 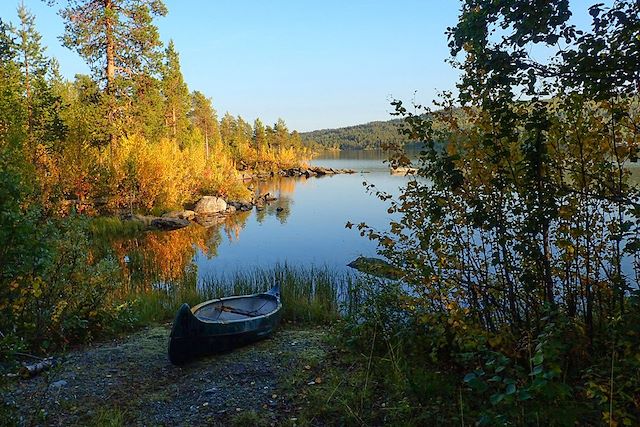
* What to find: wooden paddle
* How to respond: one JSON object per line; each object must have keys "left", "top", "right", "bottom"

{"left": 219, "top": 305, "right": 262, "bottom": 317}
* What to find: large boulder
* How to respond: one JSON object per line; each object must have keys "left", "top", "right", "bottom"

{"left": 194, "top": 196, "right": 227, "bottom": 215}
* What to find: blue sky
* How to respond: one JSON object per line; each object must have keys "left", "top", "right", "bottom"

{"left": 0, "top": 1, "right": 600, "bottom": 132}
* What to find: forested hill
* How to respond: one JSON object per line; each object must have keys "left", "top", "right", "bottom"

{"left": 300, "top": 119, "right": 409, "bottom": 150}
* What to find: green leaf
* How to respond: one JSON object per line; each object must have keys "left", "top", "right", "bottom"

{"left": 463, "top": 372, "right": 476, "bottom": 383}
{"left": 468, "top": 377, "right": 488, "bottom": 393}
{"left": 532, "top": 377, "right": 548, "bottom": 389}
{"left": 532, "top": 353, "right": 544, "bottom": 365}
{"left": 490, "top": 393, "right": 505, "bottom": 405}
{"left": 506, "top": 383, "right": 516, "bottom": 395}
{"left": 517, "top": 390, "right": 532, "bottom": 401}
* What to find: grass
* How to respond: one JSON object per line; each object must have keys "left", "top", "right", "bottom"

{"left": 229, "top": 410, "right": 271, "bottom": 427}
{"left": 124, "top": 265, "right": 359, "bottom": 326}
{"left": 90, "top": 216, "right": 145, "bottom": 238}
{"left": 91, "top": 408, "right": 126, "bottom": 427}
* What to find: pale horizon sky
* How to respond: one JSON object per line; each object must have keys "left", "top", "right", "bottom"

{"left": 0, "top": 1, "right": 599, "bottom": 132}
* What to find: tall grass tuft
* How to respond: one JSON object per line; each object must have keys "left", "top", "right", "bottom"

{"left": 126, "top": 265, "right": 358, "bottom": 326}
{"left": 90, "top": 217, "right": 145, "bottom": 238}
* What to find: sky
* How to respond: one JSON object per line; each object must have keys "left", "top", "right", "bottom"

{"left": 0, "top": 1, "right": 601, "bottom": 132}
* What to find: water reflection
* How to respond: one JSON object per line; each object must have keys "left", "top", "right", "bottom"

{"left": 98, "top": 150, "right": 414, "bottom": 288}
{"left": 92, "top": 152, "right": 640, "bottom": 293}
{"left": 253, "top": 176, "right": 300, "bottom": 224}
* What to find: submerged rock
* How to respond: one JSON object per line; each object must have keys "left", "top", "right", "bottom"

{"left": 347, "top": 256, "right": 404, "bottom": 280}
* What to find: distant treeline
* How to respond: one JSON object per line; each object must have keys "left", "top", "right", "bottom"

{"left": 300, "top": 119, "right": 410, "bottom": 150}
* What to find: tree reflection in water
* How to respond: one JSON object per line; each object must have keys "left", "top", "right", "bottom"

{"left": 253, "top": 176, "right": 305, "bottom": 224}
{"left": 94, "top": 176, "right": 312, "bottom": 296}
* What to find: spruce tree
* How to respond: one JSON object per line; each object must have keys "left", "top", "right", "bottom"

{"left": 162, "top": 40, "right": 190, "bottom": 144}
{"left": 15, "top": 3, "right": 47, "bottom": 137}
{"left": 189, "top": 91, "right": 221, "bottom": 159}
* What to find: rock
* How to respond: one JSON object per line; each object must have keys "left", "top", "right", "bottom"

{"left": 254, "top": 193, "right": 276, "bottom": 204}
{"left": 194, "top": 196, "right": 227, "bottom": 215}
{"left": 51, "top": 379, "right": 67, "bottom": 389}
{"left": 162, "top": 210, "right": 196, "bottom": 221}
{"left": 390, "top": 166, "right": 417, "bottom": 176}
{"left": 307, "top": 166, "right": 354, "bottom": 176}
{"left": 194, "top": 214, "right": 225, "bottom": 228}
{"left": 228, "top": 201, "right": 253, "bottom": 212}
{"left": 150, "top": 217, "right": 190, "bottom": 231}
{"left": 347, "top": 256, "right": 404, "bottom": 280}
{"left": 123, "top": 214, "right": 155, "bottom": 227}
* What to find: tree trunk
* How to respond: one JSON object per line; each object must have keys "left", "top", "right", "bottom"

{"left": 205, "top": 130, "right": 209, "bottom": 159}
{"left": 22, "top": 44, "right": 32, "bottom": 138}
{"left": 172, "top": 106, "right": 176, "bottom": 138}
{"left": 104, "top": 0, "right": 116, "bottom": 147}
{"left": 104, "top": 0, "right": 115, "bottom": 94}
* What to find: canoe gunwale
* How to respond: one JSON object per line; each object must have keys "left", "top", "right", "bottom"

{"left": 191, "top": 291, "right": 282, "bottom": 325}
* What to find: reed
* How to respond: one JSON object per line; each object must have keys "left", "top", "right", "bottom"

{"left": 126, "top": 265, "right": 359, "bottom": 326}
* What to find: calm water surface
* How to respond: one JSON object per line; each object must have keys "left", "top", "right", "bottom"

{"left": 106, "top": 153, "right": 640, "bottom": 287}
{"left": 194, "top": 150, "right": 411, "bottom": 280}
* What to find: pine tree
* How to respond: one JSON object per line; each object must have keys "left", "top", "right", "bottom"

{"left": 220, "top": 112, "right": 237, "bottom": 149}
{"left": 273, "top": 118, "right": 289, "bottom": 153}
{"left": 129, "top": 73, "right": 165, "bottom": 141}
{"left": 52, "top": 0, "right": 167, "bottom": 142}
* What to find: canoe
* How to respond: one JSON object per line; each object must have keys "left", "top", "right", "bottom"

{"left": 168, "top": 285, "right": 282, "bottom": 365}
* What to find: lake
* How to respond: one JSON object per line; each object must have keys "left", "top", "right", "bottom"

{"left": 195, "top": 150, "right": 411, "bottom": 279}
{"left": 105, "top": 153, "right": 640, "bottom": 289}
{"left": 107, "top": 150, "right": 412, "bottom": 288}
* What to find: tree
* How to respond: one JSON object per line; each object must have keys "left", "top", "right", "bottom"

{"left": 52, "top": 0, "right": 167, "bottom": 141}
{"left": 14, "top": 3, "right": 47, "bottom": 138}
{"left": 189, "top": 91, "right": 221, "bottom": 159}
{"left": 0, "top": 18, "right": 25, "bottom": 144}
{"left": 253, "top": 118, "right": 266, "bottom": 165}
{"left": 371, "top": 0, "right": 640, "bottom": 337}
{"left": 13, "top": 5, "right": 66, "bottom": 166}
{"left": 273, "top": 118, "right": 289, "bottom": 152}
{"left": 162, "top": 40, "right": 190, "bottom": 143}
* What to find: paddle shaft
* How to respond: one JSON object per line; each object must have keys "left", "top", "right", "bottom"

{"left": 220, "top": 305, "right": 261, "bottom": 317}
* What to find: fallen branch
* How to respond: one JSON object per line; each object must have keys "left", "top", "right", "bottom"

{"left": 19, "top": 357, "right": 56, "bottom": 378}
